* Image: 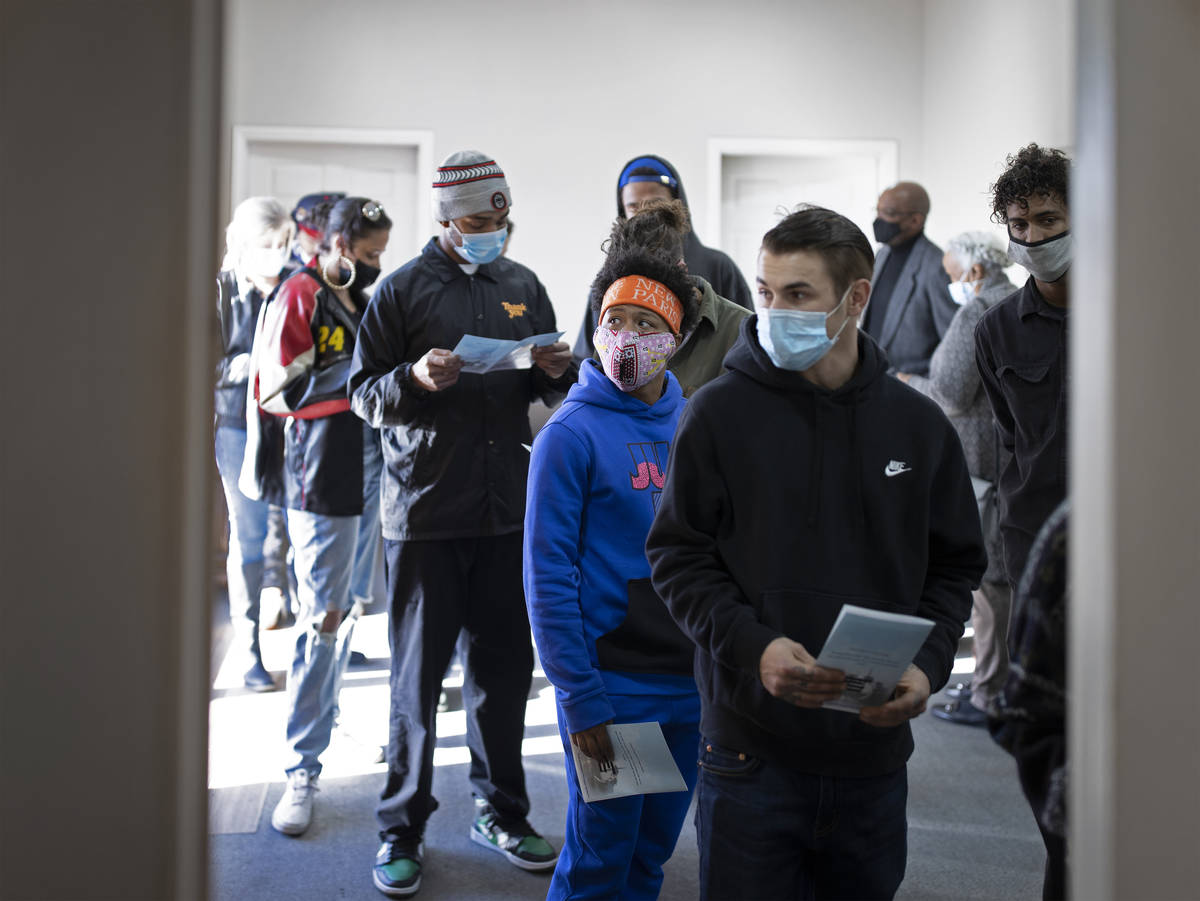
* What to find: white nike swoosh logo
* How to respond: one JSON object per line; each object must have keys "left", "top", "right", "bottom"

{"left": 884, "top": 462, "right": 911, "bottom": 477}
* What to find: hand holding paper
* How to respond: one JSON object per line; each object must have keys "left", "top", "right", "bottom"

{"left": 759, "top": 637, "right": 845, "bottom": 708}
{"left": 530, "top": 340, "right": 572, "bottom": 378}
{"left": 451, "top": 331, "right": 565, "bottom": 374}
{"left": 411, "top": 348, "right": 463, "bottom": 392}
{"left": 859, "top": 663, "right": 931, "bottom": 728}
{"left": 571, "top": 722, "right": 687, "bottom": 803}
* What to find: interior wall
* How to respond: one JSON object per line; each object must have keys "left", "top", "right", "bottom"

{"left": 223, "top": 0, "right": 927, "bottom": 331}
{"left": 1073, "top": 0, "right": 1200, "bottom": 897}
{"left": 920, "top": 0, "right": 1075, "bottom": 250}
{"left": 0, "top": 0, "right": 216, "bottom": 898}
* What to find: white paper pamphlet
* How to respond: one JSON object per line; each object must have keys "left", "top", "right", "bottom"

{"left": 814, "top": 604, "right": 935, "bottom": 714}
{"left": 571, "top": 722, "right": 688, "bottom": 803}
{"left": 450, "top": 330, "right": 564, "bottom": 374}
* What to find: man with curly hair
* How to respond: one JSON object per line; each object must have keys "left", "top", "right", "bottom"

{"left": 975, "top": 144, "right": 1072, "bottom": 901}
{"left": 974, "top": 144, "right": 1071, "bottom": 596}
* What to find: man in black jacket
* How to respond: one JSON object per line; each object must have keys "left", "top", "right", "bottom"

{"left": 976, "top": 143, "right": 1073, "bottom": 901}
{"left": 573, "top": 153, "right": 753, "bottom": 361}
{"left": 349, "top": 150, "right": 576, "bottom": 897}
{"left": 646, "top": 206, "right": 985, "bottom": 901}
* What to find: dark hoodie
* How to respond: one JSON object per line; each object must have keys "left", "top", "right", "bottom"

{"left": 646, "top": 319, "right": 986, "bottom": 776}
{"left": 573, "top": 154, "right": 754, "bottom": 360}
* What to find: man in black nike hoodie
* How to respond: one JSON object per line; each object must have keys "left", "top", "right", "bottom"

{"left": 646, "top": 205, "right": 985, "bottom": 901}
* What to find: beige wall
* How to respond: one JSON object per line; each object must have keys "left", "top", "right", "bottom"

{"left": 224, "top": 0, "right": 1074, "bottom": 330}
{"left": 1073, "top": 0, "right": 1200, "bottom": 897}
{"left": 223, "top": 0, "right": 930, "bottom": 331}
{"left": 0, "top": 1, "right": 215, "bottom": 897}
{"left": 920, "top": 0, "right": 1075, "bottom": 249}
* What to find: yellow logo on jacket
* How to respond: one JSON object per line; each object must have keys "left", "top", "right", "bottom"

{"left": 317, "top": 325, "right": 345, "bottom": 353}
{"left": 501, "top": 301, "right": 527, "bottom": 319}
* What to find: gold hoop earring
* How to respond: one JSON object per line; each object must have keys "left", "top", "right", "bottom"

{"left": 321, "top": 254, "right": 354, "bottom": 290}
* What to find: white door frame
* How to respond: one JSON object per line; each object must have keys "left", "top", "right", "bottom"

{"left": 706, "top": 137, "right": 900, "bottom": 244}
{"left": 231, "top": 125, "right": 435, "bottom": 247}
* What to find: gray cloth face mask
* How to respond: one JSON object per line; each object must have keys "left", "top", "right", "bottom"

{"left": 1008, "top": 230, "right": 1072, "bottom": 282}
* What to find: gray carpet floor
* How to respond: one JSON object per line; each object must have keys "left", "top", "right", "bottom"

{"left": 210, "top": 606, "right": 1045, "bottom": 900}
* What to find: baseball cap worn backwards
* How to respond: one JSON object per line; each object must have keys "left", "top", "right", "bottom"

{"left": 292, "top": 191, "right": 346, "bottom": 237}
{"left": 431, "top": 150, "right": 512, "bottom": 221}
{"left": 617, "top": 156, "right": 678, "bottom": 192}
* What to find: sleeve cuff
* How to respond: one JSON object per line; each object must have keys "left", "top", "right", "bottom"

{"left": 399, "top": 362, "right": 431, "bottom": 399}
{"left": 912, "top": 646, "right": 950, "bottom": 694}
{"left": 559, "top": 688, "right": 615, "bottom": 735}
{"left": 730, "top": 621, "right": 782, "bottom": 678}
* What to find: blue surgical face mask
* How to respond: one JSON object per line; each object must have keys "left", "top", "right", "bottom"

{"left": 451, "top": 221, "right": 507, "bottom": 264}
{"left": 756, "top": 284, "right": 854, "bottom": 371}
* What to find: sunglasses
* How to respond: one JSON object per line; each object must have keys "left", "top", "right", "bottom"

{"left": 362, "top": 200, "right": 385, "bottom": 222}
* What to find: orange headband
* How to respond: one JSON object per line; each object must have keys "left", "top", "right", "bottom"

{"left": 599, "top": 276, "right": 683, "bottom": 334}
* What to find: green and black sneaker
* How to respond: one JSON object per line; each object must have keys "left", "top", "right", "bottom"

{"left": 373, "top": 834, "right": 423, "bottom": 897}
{"left": 469, "top": 798, "right": 558, "bottom": 872}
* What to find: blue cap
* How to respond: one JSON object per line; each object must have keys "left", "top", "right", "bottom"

{"left": 292, "top": 191, "right": 346, "bottom": 235}
{"left": 618, "top": 157, "right": 678, "bottom": 191}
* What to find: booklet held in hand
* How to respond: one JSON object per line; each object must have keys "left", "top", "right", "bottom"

{"left": 814, "top": 604, "right": 934, "bottom": 713}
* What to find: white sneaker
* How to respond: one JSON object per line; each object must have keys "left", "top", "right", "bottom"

{"left": 271, "top": 769, "right": 318, "bottom": 835}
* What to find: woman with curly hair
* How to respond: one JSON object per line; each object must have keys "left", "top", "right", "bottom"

{"left": 524, "top": 240, "right": 701, "bottom": 900}
{"left": 596, "top": 198, "right": 750, "bottom": 397}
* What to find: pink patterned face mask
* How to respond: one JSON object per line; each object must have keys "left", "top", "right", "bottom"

{"left": 593, "top": 327, "right": 677, "bottom": 392}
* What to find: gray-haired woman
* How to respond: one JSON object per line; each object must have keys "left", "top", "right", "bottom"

{"left": 898, "top": 230, "right": 1016, "bottom": 726}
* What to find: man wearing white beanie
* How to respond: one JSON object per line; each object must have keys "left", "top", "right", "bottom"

{"left": 350, "top": 150, "right": 574, "bottom": 897}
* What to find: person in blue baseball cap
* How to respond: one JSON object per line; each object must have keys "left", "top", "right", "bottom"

{"left": 290, "top": 191, "right": 346, "bottom": 267}
{"left": 574, "top": 154, "right": 753, "bottom": 362}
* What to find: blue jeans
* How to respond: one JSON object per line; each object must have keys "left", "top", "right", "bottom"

{"left": 214, "top": 426, "right": 269, "bottom": 657}
{"left": 350, "top": 425, "right": 383, "bottom": 607}
{"left": 283, "top": 424, "right": 383, "bottom": 775}
{"left": 696, "top": 739, "right": 908, "bottom": 901}
{"left": 549, "top": 692, "right": 701, "bottom": 901}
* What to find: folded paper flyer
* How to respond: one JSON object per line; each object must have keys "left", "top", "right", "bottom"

{"left": 571, "top": 722, "right": 688, "bottom": 803}
{"left": 814, "top": 604, "right": 935, "bottom": 713}
{"left": 450, "top": 330, "right": 564, "bottom": 374}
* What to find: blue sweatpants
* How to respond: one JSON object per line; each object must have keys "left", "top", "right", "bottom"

{"left": 549, "top": 691, "right": 701, "bottom": 901}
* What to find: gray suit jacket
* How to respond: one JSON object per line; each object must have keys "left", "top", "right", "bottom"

{"left": 868, "top": 232, "right": 957, "bottom": 375}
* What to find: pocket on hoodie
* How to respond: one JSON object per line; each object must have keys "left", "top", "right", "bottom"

{"left": 595, "top": 579, "right": 696, "bottom": 676}
{"left": 759, "top": 588, "right": 898, "bottom": 659}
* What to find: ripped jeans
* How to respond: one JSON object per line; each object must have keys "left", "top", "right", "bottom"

{"left": 282, "top": 426, "right": 383, "bottom": 776}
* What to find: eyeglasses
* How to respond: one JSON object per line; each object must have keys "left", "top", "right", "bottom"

{"left": 362, "top": 201, "right": 385, "bottom": 222}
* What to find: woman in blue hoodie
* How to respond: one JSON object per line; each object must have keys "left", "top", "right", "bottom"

{"left": 524, "top": 242, "right": 702, "bottom": 900}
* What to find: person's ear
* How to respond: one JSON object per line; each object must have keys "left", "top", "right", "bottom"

{"left": 849, "top": 279, "right": 871, "bottom": 317}
{"left": 968, "top": 263, "right": 986, "bottom": 282}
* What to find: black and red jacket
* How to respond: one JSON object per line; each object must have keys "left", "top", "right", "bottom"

{"left": 251, "top": 266, "right": 371, "bottom": 516}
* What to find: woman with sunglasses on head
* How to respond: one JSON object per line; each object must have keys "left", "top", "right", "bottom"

{"left": 247, "top": 196, "right": 392, "bottom": 837}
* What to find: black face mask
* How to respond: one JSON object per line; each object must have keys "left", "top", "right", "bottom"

{"left": 351, "top": 262, "right": 381, "bottom": 292}
{"left": 872, "top": 217, "right": 903, "bottom": 244}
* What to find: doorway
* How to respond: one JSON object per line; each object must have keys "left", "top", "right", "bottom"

{"left": 231, "top": 125, "right": 434, "bottom": 274}
{"left": 707, "top": 138, "right": 899, "bottom": 289}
